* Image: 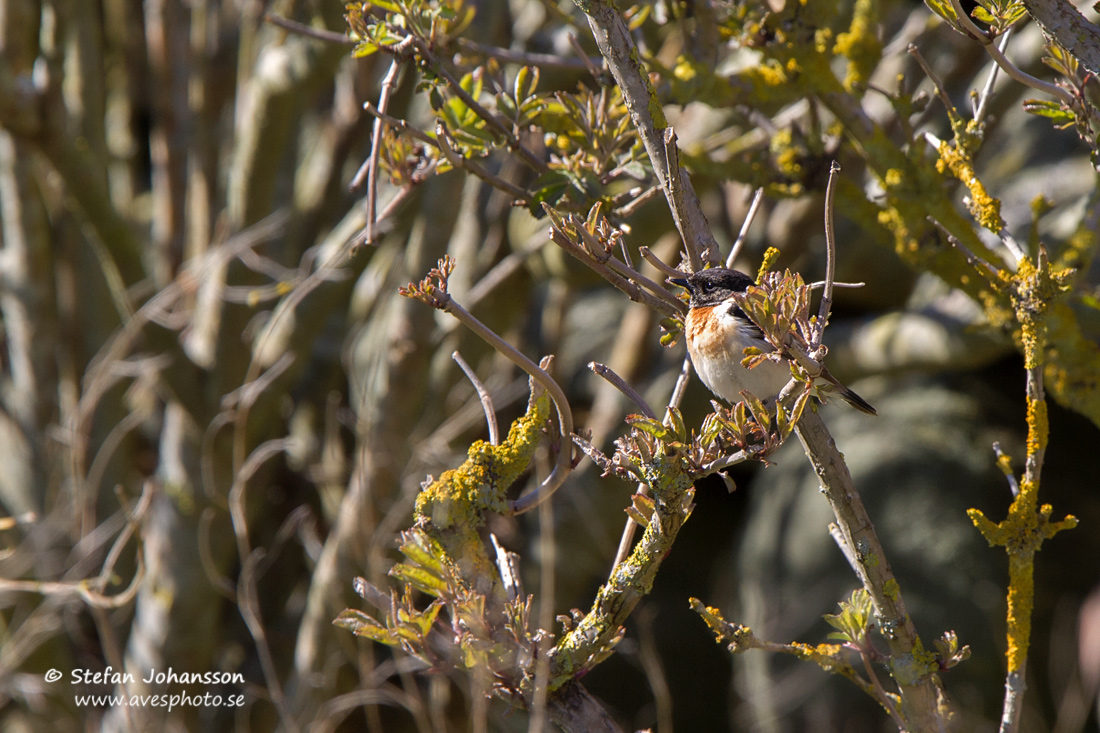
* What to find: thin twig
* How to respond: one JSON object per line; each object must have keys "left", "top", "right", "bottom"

{"left": 589, "top": 362, "right": 656, "bottom": 419}
{"left": 356, "top": 58, "right": 405, "bottom": 247}
{"left": 228, "top": 438, "right": 299, "bottom": 731}
{"left": 455, "top": 36, "right": 599, "bottom": 72}
{"left": 860, "top": 649, "right": 907, "bottom": 731}
{"left": 927, "top": 215, "right": 1003, "bottom": 280}
{"left": 614, "top": 185, "right": 662, "bottom": 219}
{"left": 434, "top": 121, "right": 531, "bottom": 202}
{"left": 693, "top": 447, "right": 759, "bottom": 476}
{"left": 264, "top": 13, "right": 353, "bottom": 45}
{"left": 566, "top": 214, "right": 684, "bottom": 312}
{"left": 998, "top": 227, "right": 1028, "bottom": 265}
{"left": 414, "top": 38, "right": 549, "bottom": 173}
{"left": 577, "top": 0, "right": 718, "bottom": 264}
{"left": 973, "top": 30, "right": 1013, "bottom": 122}
{"left": 431, "top": 294, "right": 574, "bottom": 514}
{"left": 942, "top": 0, "right": 1075, "bottom": 105}
{"left": 638, "top": 246, "right": 683, "bottom": 279}
{"left": 452, "top": 351, "right": 499, "bottom": 445}
{"left": 611, "top": 355, "right": 695, "bottom": 572}
{"left": 727, "top": 187, "right": 765, "bottom": 268}
{"left": 812, "top": 161, "right": 841, "bottom": 350}
{"left": 808, "top": 280, "right": 864, "bottom": 290}
{"left": 663, "top": 129, "right": 706, "bottom": 271}
{"left": 794, "top": 409, "right": 946, "bottom": 729}
{"left": 491, "top": 534, "right": 522, "bottom": 601}
{"left": 565, "top": 33, "right": 605, "bottom": 79}
{"left": 947, "top": 0, "right": 992, "bottom": 43}
{"left": 547, "top": 226, "right": 682, "bottom": 317}
{"left": 908, "top": 45, "right": 957, "bottom": 118}
{"left": 828, "top": 523, "right": 859, "bottom": 575}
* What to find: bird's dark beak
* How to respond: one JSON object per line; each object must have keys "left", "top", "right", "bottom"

{"left": 669, "top": 277, "right": 690, "bottom": 290}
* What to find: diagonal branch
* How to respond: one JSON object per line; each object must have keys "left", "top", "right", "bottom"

{"left": 574, "top": 0, "right": 716, "bottom": 269}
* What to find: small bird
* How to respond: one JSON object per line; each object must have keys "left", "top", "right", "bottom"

{"left": 671, "top": 268, "right": 876, "bottom": 415}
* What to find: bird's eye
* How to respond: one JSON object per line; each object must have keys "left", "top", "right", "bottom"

{"left": 701, "top": 282, "right": 715, "bottom": 292}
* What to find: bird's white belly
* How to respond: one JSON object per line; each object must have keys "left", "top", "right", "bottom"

{"left": 689, "top": 308, "right": 792, "bottom": 403}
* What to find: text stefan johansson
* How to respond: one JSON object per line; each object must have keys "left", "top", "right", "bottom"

{"left": 72, "top": 667, "right": 245, "bottom": 686}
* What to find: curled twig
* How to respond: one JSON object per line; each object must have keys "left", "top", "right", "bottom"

{"left": 401, "top": 258, "right": 575, "bottom": 514}
{"left": 453, "top": 351, "right": 499, "bottom": 445}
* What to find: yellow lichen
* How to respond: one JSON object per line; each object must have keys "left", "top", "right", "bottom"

{"left": 1004, "top": 554, "right": 1033, "bottom": 672}
{"left": 415, "top": 390, "right": 550, "bottom": 528}
{"left": 770, "top": 128, "right": 803, "bottom": 178}
{"left": 757, "top": 247, "right": 780, "bottom": 282}
{"left": 935, "top": 141, "right": 1005, "bottom": 233}
{"left": 833, "top": 0, "right": 881, "bottom": 90}
{"left": 1025, "top": 397, "right": 1048, "bottom": 458}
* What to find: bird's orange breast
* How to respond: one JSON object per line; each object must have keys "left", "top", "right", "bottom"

{"left": 684, "top": 305, "right": 727, "bottom": 359}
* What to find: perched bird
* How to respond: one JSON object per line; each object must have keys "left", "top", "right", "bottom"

{"left": 671, "top": 268, "right": 877, "bottom": 415}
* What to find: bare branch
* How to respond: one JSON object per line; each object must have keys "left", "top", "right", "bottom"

{"left": 588, "top": 361, "right": 656, "bottom": 419}
{"left": 355, "top": 58, "right": 405, "bottom": 248}
{"left": 453, "top": 351, "right": 499, "bottom": 445}
{"left": 456, "top": 36, "right": 600, "bottom": 72}
{"left": 812, "top": 161, "right": 841, "bottom": 350}
{"left": 974, "top": 30, "right": 1013, "bottom": 122}
{"left": 727, "top": 187, "right": 765, "bottom": 269}
{"left": 575, "top": 0, "right": 717, "bottom": 266}
{"left": 265, "top": 13, "right": 354, "bottom": 45}
{"left": 638, "top": 246, "right": 683, "bottom": 279}
{"left": 794, "top": 409, "right": 947, "bottom": 729}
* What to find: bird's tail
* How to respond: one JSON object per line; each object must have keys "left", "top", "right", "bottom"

{"left": 820, "top": 370, "right": 877, "bottom": 416}
{"left": 837, "top": 385, "right": 877, "bottom": 415}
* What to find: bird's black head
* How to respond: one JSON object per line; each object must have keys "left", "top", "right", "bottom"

{"left": 670, "top": 268, "right": 756, "bottom": 309}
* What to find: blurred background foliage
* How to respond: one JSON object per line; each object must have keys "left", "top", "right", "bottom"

{"left": 0, "top": 0, "right": 1099, "bottom": 731}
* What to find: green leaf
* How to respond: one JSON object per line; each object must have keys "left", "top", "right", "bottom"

{"left": 741, "top": 391, "right": 770, "bottom": 431}
{"left": 667, "top": 407, "right": 686, "bottom": 443}
{"left": 398, "top": 531, "right": 447, "bottom": 575}
{"left": 625, "top": 414, "right": 670, "bottom": 439}
{"left": 624, "top": 3, "right": 651, "bottom": 31}
{"left": 972, "top": 6, "right": 995, "bottom": 23}
{"left": 527, "top": 171, "right": 571, "bottom": 217}
{"left": 514, "top": 65, "right": 539, "bottom": 103}
{"left": 416, "top": 599, "right": 445, "bottom": 637}
{"left": 390, "top": 563, "right": 449, "bottom": 596}
{"left": 1022, "top": 99, "right": 1076, "bottom": 127}
{"left": 625, "top": 504, "right": 649, "bottom": 528}
{"left": 923, "top": 0, "right": 959, "bottom": 24}
{"left": 334, "top": 609, "right": 401, "bottom": 645}
{"left": 370, "top": 0, "right": 402, "bottom": 13}
{"left": 352, "top": 40, "right": 380, "bottom": 58}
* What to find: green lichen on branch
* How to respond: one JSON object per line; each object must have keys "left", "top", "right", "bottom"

{"left": 414, "top": 387, "right": 551, "bottom": 592}
{"left": 415, "top": 388, "right": 550, "bottom": 530}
